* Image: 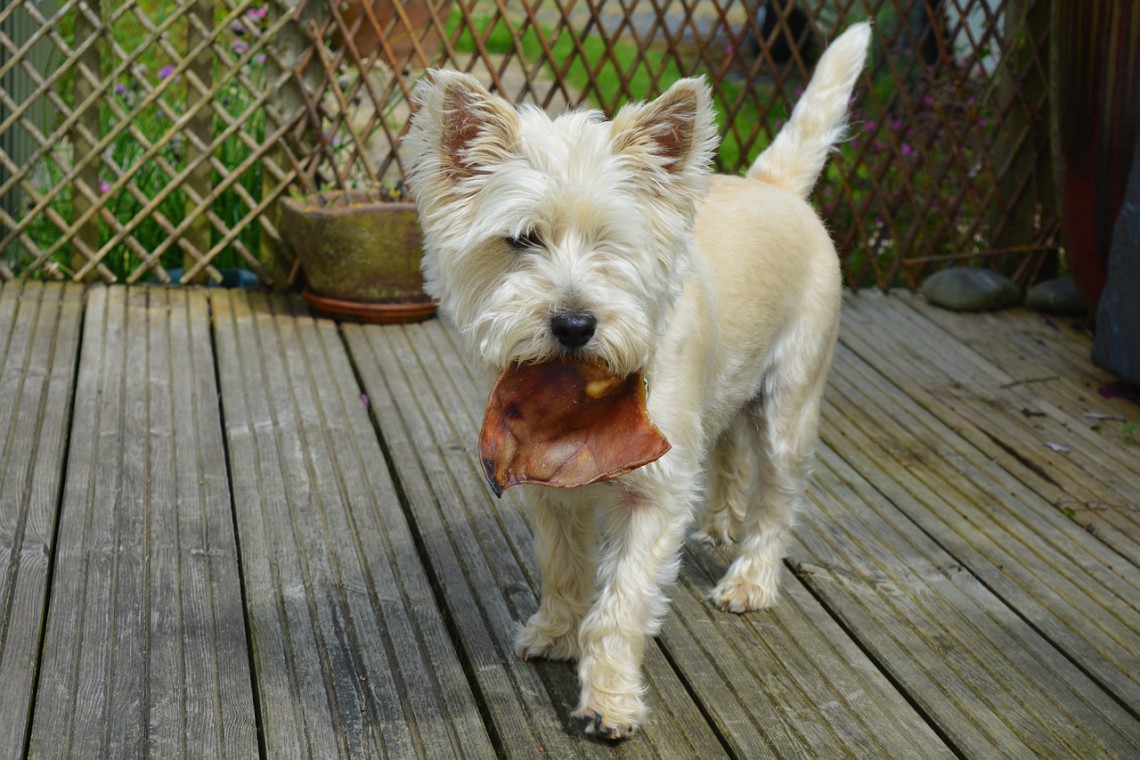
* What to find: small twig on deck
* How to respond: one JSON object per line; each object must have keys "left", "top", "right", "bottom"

{"left": 1001, "top": 375, "right": 1059, "bottom": 389}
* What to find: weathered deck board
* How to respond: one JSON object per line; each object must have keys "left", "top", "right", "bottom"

{"left": 0, "top": 282, "right": 83, "bottom": 758}
{"left": 800, "top": 442, "right": 1139, "bottom": 756}
{"left": 665, "top": 544, "right": 953, "bottom": 758}
{"left": 29, "top": 287, "right": 257, "bottom": 758}
{"left": 826, "top": 343, "right": 1140, "bottom": 697}
{"left": 904, "top": 293, "right": 1140, "bottom": 486}
{"left": 905, "top": 294, "right": 1138, "bottom": 428}
{"left": 4, "top": 284, "right": 1139, "bottom": 758}
{"left": 835, "top": 296, "right": 1140, "bottom": 704}
{"left": 211, "top": 291, "right": 493, "bottom": 759}
{"left": 841, "top": 291, "right": 1140, "bottom": 563}
{"left": 343, "top": 317, "right": 953, "bottom": 758}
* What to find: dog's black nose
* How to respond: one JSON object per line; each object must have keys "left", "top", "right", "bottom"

{"left": 551, "top": 312, "right": 597, "bottom": 349}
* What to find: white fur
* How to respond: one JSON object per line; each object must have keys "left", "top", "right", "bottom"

{"left": 747, "top": 22, "right": 872, "bottom": 199}
{"left": 405, "top": 23, "right": 870, "bottom": 740}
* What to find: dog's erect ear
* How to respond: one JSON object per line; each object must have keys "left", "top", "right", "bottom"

{"left": 409, "top": 70, "right": 519, "bottom": 182}
{"left": 610, "top": 78, "right": 717, "bottom": 179}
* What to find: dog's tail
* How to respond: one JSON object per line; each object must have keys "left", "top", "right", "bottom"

{"left": 746, "top": 22, "right": 871, "bottom": 199}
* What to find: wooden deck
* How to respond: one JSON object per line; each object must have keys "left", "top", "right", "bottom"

{"left": 1, "top": 280, "right": 1138, "bottom": 758}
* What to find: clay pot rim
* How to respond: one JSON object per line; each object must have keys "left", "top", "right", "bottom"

{"left": 303, "top": 289, "right": 437, "bottom": 324}
{"left": 280, "top": 191, "right": 416, "bottom": 218}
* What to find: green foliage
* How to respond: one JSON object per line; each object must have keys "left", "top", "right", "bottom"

{"left": 819, "top": 64, "right": 997, "bottom": 286}
{"left": 24, "top": 3, "right": 269, "bottom": 281}
{"left": 444, "top": 8, "right": 769, "bottom": 171}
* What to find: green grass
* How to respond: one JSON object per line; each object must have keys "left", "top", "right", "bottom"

{"left": 445, "top": 8, "right": 774, "bottom": 171}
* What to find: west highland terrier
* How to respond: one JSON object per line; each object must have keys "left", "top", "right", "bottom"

{"left": 405, "top": 23, "right": 871, "bottom": 739}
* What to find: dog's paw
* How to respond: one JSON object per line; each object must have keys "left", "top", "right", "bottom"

{"left": 692, "top": 526, "right": 735, "bottom": 547}
{"left": 694, "top": 509, "right": 739, "bottom": 546}
{"left": 709, "top": 576, "right": 780, "bottom": 613}
{"left": 572, "top": 694, "right": 645, "bottom": 741}
{"left": 515, "top": 615, "right": 580, "bottom": 662}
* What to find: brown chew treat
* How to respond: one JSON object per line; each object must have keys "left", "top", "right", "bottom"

{"left": 479, "top": 360, "right": 671, "bottom": 496}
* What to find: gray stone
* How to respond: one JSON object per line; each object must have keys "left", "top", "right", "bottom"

{"left": 1092, "top": 134, "right": 1140, "bottom": 383}
{"left": 920, "top": 268, "right": 1023, "bottom": 311}
{"left": 1026, "top": 276, "right": 1086, "bottom": 314}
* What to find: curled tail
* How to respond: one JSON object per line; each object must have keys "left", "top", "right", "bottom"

{"left": 746, "top": 22, "right": 871, "bottom": 199}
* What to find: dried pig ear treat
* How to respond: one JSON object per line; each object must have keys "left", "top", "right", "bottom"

{"left": 478, "top": 360, "right": 671, "bottom": 496}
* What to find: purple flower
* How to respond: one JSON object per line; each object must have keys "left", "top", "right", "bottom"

{"left": 889, "top": 118, "right": 903, "bottom": 132}
{"left": 98, "top": 179, "right": 111, "bottom": 194}
{"left": 247, "top": 7, "right": 267, "bottom": 20}
{"left": 255, "top": 53, "right": 266, "bottom": 65}
{"left": 158, "top": 64, "right": 175, "bottom": 80}
{"left": 232, "top": 40, "right": 249, "bottom": 55}
{"left": 863, "top": 121, "right": 876, "bottom": 132}
{"left": 114, "top": 83, "right": 126, "bottom": 95}
{"left": 922, "top": 94, "right": 935, "bottom": 108}
{"left": 901, "top": 143, "right": 915, "bottom": 156}
{"left": 977, "top": 117, "right": 988, "bottom": 127}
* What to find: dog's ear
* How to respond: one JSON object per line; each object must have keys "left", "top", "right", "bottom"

{"left": 610, "top": 78, "right": 717, "bottom": 180}
{"left": 408, "top": 70, "right": 519, "bottom": 182}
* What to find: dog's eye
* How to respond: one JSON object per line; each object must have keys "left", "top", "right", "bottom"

{"left": 506, "top": 231, "right": 542, "bottom": 250}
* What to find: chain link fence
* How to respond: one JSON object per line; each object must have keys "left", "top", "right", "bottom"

{"left": 1, "top": 1, "right": 1056, "bottom": 289}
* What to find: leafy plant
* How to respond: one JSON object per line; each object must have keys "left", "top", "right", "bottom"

{"left": 23, "top": 3, "right": 270, "bottom": 281}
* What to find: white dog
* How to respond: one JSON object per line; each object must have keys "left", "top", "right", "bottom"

{"left": 405, "top": 23, "right": 870, "bottom": 740}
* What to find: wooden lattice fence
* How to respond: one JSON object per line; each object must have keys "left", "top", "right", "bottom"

{"left": 0, "top": 0, "right": 1056, "bottom": 289}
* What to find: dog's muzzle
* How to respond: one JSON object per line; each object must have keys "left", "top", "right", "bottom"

{"left": 550, "top": 312, "right": 597, "bottom": 349}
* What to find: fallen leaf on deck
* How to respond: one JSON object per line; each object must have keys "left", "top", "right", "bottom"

{"left": 1083, "top": 412, "right": 1126, "bottom": 421}
{"left": 479, "top": 360, "right": 670, "bottom": 496}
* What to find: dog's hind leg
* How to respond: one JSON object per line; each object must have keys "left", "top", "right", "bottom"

{"left": 695, "top": 414, "right": 753, "bottom": 545}
{"left": 516, "top": 489, "right": 595, "bottom": 662}
{"left": 710, "top": 363, "right": 829, "bottom": 613}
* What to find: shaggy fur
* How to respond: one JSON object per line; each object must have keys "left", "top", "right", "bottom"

{"left": 405, "top": 23, "right": 871, "bottom": 740}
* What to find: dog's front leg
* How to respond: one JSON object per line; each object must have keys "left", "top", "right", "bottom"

{"left": 572, "top": 474, "right": 692, "bottom": 740}
{"left": 516, "top": 489, "right": 595, "bottom": 662}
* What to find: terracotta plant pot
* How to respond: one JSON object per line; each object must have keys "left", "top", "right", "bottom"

{"left": 279, "top": 190, "right": 436, "bottom": 324}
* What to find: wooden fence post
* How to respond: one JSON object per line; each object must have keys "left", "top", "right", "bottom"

{"left": 991, "top": 0, "right": 1054, "bottom": 277}
{"left": 260, "top": 0, "right": 324, "bottom": 289}
{"left": 184, "top": 0, "right": 217, "bottom": 284}
{"left": 71, "top": 0, "right": 104, "bottom": 280}
{"left": 1, "top": 0, "right": 60, "bottom": 276}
